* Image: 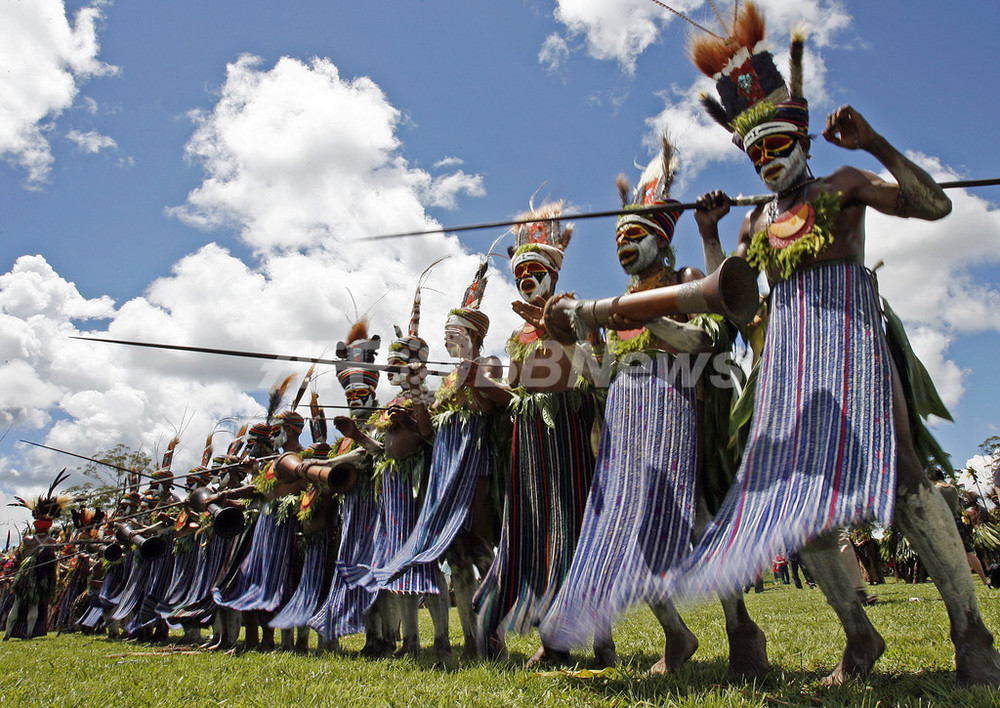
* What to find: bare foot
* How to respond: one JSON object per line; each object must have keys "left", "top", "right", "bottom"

{"left": 821, "top": 631, "right": 885, "bottom": 686}
{"left": 728, "top": 622, "right": 769, "bottom": 681}
{"left": 395, "top": 635, "right": 421, "bottom": 658}
{"left": 433, "top": 636, "right": 453, "bottom": 662}
{"left": 525, "top": 646, "right": 571, "bottom": 667}
{"left": 648, "top": 627, "right": 698, "bottom": 675}
{"left": 594, "top": 641, "right": 618, "bottom": 670}
{"left": 955, "top": 625, "right": 1000, "bottom": 688}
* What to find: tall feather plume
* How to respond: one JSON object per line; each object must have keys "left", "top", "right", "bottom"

{"left": 690, "top": 1, "right": 765, "bottom": 77}
{"left": 408, "top": 256, "right": 450, "bottom": 337}
{"left": 346, "top": 318, "right": 369, "bottom": 345}
{"left": 309, "top": 391, "right": 327, "bottom": 444}
{"left": 789, "top": 25, "right": 806, "bottom": 99}
{"left": 201, "top": 433, "right": 214, "bottom": 467}
{"left": 616, "top": 174, "right": 631, "bottom": 208}
{"left": 266, "top": 374, "right": 296, "bottom": 424}
{"left": 699, "top": 92, "right": 731, "bottom": 128}
{"left": 227, "top": 424, "right": 248, "bottom": 456}
{"left": 161, "top": 437, "right": 179, "bottom": 470}
{"left": 291, "top": 364, "right": 316, "bottom": 411}
{"left": 48, "top": 469, "right": 71, "bottom": 498}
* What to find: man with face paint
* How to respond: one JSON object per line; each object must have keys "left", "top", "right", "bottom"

{"left": 372, "top": 256, "right": 508, "bottom": 661}
{"left": 538, "top": 138, "right": 769, "bottom": 680}
{"left": 309, "top": 322, "right": 399, "bottom": 657}
{"left": 471, "top": 201, "right": 616, "bottom": 667}
{"left": 674, "top": 2, "right": 1000, "bottom": 686}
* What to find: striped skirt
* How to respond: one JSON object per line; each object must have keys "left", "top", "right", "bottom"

{"left": 372, "top": 416, "right": 492, "bottom": 586}
{"left": 667, "top": 261, "right": 896, "bottom": 599}
{"left": 214, "top": 502, "right": 297, "bottom": 612}
{"left": 156, "top": 542, "right": 203, "bottom": 618}
{"left": 368, "top": 455, "right": 440, "bottom": 596}
{"left": 473, "top": 391, "right": 597, "bottom": 640}
{"left": 309, "top": 488, "right": 380, "bottom": 640}
{"left": 169, "top": 532, "right": 241, "bottom": 626}
{"left": 270, "top": 534, "right": 329, "bottom": 629}
{"left": 540, "top": 355, "right": 698, "bottom": 649}
{"left": 111, "top": 554, "right": 151, "bottom": 622}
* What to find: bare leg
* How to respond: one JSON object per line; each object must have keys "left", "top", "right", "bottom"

{"left": 397, "top": 594, "right": 421, "bottom": 656}
{"left": 967, "top": 552, "right": 989, "bottom": 587}
{"left": 4, "top": 600, "right": 23, "bottom": 639}
{"left": 593, "top": 623, "right": 618, "bottom": 669}
{"left": 279, "top": 628, "right": 295, "bottom": 651}
{"left": 646, "top": 599, "right": 698, "bottom": 674}
{"left": 427, "top": 567, "right": 452, "bottom": 661}
{"left": 295, "top": 625, "right": 309, "bottom": 654}
{"left": 890, "top": 365, "right": 1000, "bottom": 687}
{"left": 801, "top": 531, "right": 884, "bottom": 685}
{"left": 720, "top": 594, "right": 768, "bottom": 681}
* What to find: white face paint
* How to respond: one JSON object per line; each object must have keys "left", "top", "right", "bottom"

{"left": 756, "top": 142, "right": 808, "bottom": 193}
{"left": 616, "top": 223, "right": 662, "bottom": 275}
{"left": 386, "top": 353, "right": 408, "bottom": 386}
{"left": 444, "top": 326, "right": 473, "bottom": 358}
{"left": 516, "top": 269, "right": 553, "bottom": 303}
{"left": 272, "top": 427, "right": 288, "bottom": 450}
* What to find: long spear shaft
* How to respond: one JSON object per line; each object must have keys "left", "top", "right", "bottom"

{"left": 357, "top": 178, "right": 1000, "bottom": 242}
{"left": 18, "top": 440, "right": 275, "bottom": 486}
{"left": 69, "top": 336, "right": 455, "bottom": 376}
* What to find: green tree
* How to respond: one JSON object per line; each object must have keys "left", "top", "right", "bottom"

{"left": 63, "top": 444, "right": 151, "bottom": 511}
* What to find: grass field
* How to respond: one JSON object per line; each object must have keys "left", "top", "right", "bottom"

{"left": 2, "top": 580, "right": 1000, "bottom": 707}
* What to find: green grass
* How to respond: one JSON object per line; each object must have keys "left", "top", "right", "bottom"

{"left": 2, "top": 581, "right": 1000, "bottom": 707}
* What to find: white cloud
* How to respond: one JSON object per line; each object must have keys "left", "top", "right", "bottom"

{"left": 66, "top": 128, "right": 116, "bottom": 154}
{"left": 0, "top": 0, "right": 116, "bottom": 186}
{"left": 539, "top": 33, "right": 570, "bottom": 72}
{"left": 0, "top": 56, "right": 523, "bottom": 530}
{"left": 433, "top": 157, "right": 464, "bottom": 169}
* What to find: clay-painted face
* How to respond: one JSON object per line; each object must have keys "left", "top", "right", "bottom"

{"left": 615, "top": 223, "right": 663, "bottom": 274}
{"left": 272, "top": 427, "right": 288, "bottom": 450}
{"left": 345, "top": 386, "right": 376, "bottom": 418}
{"left": 386, "top": 350, "right": 410, "bottom": 386}
{"left": 444, "top": 325, "right": 473, "bottom": 359}
{"left": 513, "top": 261, "right": 554, "bottom": 303}
{"left": 747, "top": 133, "right": 808, "bottom": 193}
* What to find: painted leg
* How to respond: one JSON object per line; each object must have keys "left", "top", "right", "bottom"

{"left": 719, "top": 594, "right": 768, "bottom": 681}
{"left": 242, "top": 611, "right": 259, "bottom": 651}
{"left": 647, "top": 599, "right": 698, "bottom": 674}
{"left": 447, "top": 540, "right": 480, "bottom": 661}
{"left": 593, "top": 623, "right": 618, "bottom": 669}
{"left": 800, "top": 531, "right": 884, "bottom": 685}
{"left": 279, "top": 628, "right": 295, "bottom": 651}
{"left": 890, "top": 362, "right": 1000, "bottom": 687}
{"left": 295, "top": 626, "right": 309, "bottom": 654}
{"left": 397, "top": 594, "right": 421, "bottom": 657}
{"left": 3, "top": 600, "right": 22, "bottom": 639}
{"left": 428, "top": 567, "right": 452, "bottom": 661}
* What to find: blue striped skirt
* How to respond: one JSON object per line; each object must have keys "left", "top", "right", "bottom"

{"left": 371, "top": 416, "right": 491, "bottom": 586}
{"left": 214, "top": 502, "right": 297, "bottom": 612}
{"left": 540, "top": 355, "right": 698, "bottom": 649}
{"left": 368, "top": 455, "right": 441, "bottom": 596}
{"left": 309, "top": 487, "right": 380, "bottom": 639}
{"left": 473, "top": 391, "right": 597, "bottom": 639}
{"left": 666, "top": 261, "right": 896, "bottom": 599}
{"left": 270, "top": 534, "right": 329, "bottom": 629}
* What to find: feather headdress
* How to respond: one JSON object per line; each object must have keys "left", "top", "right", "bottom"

{"left": 446, "top": 233, "right": 507, "bottom": 342}
{"left": 509, "top": 200, "right": 573, "bottom": 273}
{"left": 9, "top": 469, "right": 73, "bottom": 520}
{"left": 616, "top": 134, "right": 681, "bottom": 247}
{"left": 390, "top": 257, "right": 449, "bottom": 364}
{"left": 659, "top": 1, "right": 807, "bottom": 151}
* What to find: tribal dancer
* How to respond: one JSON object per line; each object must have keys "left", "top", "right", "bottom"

{"left": 51, "top": 506, "right": 105, "bottom": 633}
{"left": 672, "top": 2, "right": 1000, "bottom": 686}
{"left": 361, "top": 267, "right": 454, "bottom": 660}
{"left": 4, "top": 470, "right": 72, "bottom": 639}
{"left": 307, "top": 321, "right": 391, "bottom": 655}
{"left": 538, "top": 141, "right": 767, "bottom": 679}
{"left": 214, "top": 377, "right": 301, "bottom": 652}
{"left": 472, "top": 202, "right": 615, "bottom": 667}
{"left": 269, "top": 406, "right": 332, "bottom": 654}
{"left": 373, "top": 255, "right": 507, "bottom": 661}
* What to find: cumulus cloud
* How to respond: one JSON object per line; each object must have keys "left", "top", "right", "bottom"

{"left": 66, "top": 128, "right": 116, "bottom": 154}
{"left": 0, "top": 0, "right": 116, "bottom": 186}
{"left": 1, "top": 55, "right": 522, "bottom": 529}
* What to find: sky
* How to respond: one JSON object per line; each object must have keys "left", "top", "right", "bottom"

{"left": 2, "top": 0, "right": 998, "bottom": 537}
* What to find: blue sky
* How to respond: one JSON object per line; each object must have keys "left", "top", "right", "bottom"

{"left": 2, "top": 0, "right": 998, "bottom": 534}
